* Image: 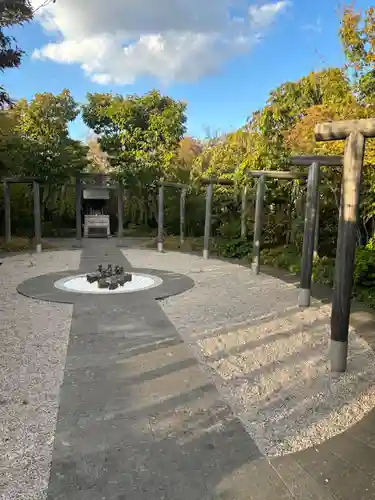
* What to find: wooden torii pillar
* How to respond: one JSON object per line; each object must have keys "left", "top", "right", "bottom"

{"left": 157, "top": 181, "right": 189, "bottom": 253}
{"left": 315, "top": 118, "right": 375, "bottom": 372}
{"left": 3, "top": 177, "right": 42, "bottom": 253}
{"left": 248, "top": 170, "right": 307, "bottom": 275}
{"left": 290, "top": 155, "right": 343, "bottom": 307}
{"left": 75, "top": 174, "right": 82, "bottom": 244}
{"left": 117, "top": 180, "right": 124, "bottom": 239}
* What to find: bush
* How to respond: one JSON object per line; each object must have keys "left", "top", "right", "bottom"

{"left": 354, "top": 246, "right": 375, "bottom": 288}
{"left": 0, "top": 237, "right": 56, "bottom": 252}
{"left": 218, "top": 237, "right": 252, "bottom": 259}
{"left": 261, "top": 245, "right": 301, "bottom": 274}
{"left": 312, "top": 256, "right": 335, "bottom": 287}
{"left": 217, "top": 219, "right": 241, "bottom": 239}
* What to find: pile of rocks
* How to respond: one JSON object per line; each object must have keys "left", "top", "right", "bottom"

{"left": 86, "top": 264, "right": 132, "bottom": 290}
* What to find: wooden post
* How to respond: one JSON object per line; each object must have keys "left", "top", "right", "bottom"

{"left": 252, "top": 175, "right": 265, "bottom": 274}
{"left": 241, "top": 185, "right": 247, "bottom": 238}
{"left": 180, "top": 188, "right": 186, "bottom": 246}
{"left": 203, "top": 182, "right": 213, "bottom": 260}
{"left": 33, "top": 181, "right": 42, "bottom": 253}
{"left": 313, "top": 195, "right": 320, "bottom": 260}
{"left": 3, "top": 181, "right": 11, "bottom": 244}
{"left": 315, "top": 119, "right": 372, "bottom": 372}
{"left": 117, "top": 181, "right": 124, "bottom": 239}
{"left": 330, "top": 131, "right": 365, "bottom": 372}
{"left": 75, "top": 174, "right": 82, "bottom": 243}
{"left": 299, "top": 162, "right": 320, "bottom": 307}
{"left": 157, "top": 184, "right": 164, "bottom": 252}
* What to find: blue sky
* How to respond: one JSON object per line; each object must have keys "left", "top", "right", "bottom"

{"left": 2, "top": 1, "right": 366, "bottom": 141}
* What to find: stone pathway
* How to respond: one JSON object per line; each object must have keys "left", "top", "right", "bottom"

{"left": 2, "top": 239, "right": 375, "bottom": 499}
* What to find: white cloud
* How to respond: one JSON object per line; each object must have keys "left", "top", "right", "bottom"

{"left": 31, "top": 0, "right": 290, "bottom": 85}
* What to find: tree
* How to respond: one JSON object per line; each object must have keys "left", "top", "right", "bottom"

{"left": 82, "top": 89, "right": 187, "bottom": 184}
{"left": 0, "top": 0, "right": 33, "bottom": 107}
{"left": 0, "top": 89, "right": 88, "bottom": 180}
{"left": 86, "top": 135, "right": 109, "bottom": 173}
{"left": 340, "top": 5, "right": 375, "bottom": 106}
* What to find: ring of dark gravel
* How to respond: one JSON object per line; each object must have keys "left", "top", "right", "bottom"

{"left": 17, "top": 267, "right": 194, "bottom": 304}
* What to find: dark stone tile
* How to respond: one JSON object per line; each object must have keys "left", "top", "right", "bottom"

{"left": 271, "top": 455, "right": 335, "bottom": 499}
{"left": 295, "top": 444, "right": 375, "bottom": 500}
{"left": 325, "top": 433, "right": 375, "bottom": 479}
{"left": 213, "top": 458, "right": 294, "bottom": 500}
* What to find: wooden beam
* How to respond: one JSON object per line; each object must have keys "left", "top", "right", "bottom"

{"left": 157, "top": 184, "right": 164, "bottom": 252}
{"left": 3, "top": 181, "right": 11, "bottom": 244}
{"left": 299, "top": 162, "right": 320, "bottom": 307}
{"left": 200, "top": 171, "right": 307, "bottom": 185}
{"left": 249, "top": 170, "right": 307, "bottom": 179}
{"left": 180, "top": 188, "right": 186, "bottom": 246}
{"left": 81, "top": 183, "right": 117, "bottom": 190}
{"left": 241, "top": 185, "right": 248, "bottom": 238}
{"left": 75, "top": 175, "right": 82, "bottom": 242}
{"left": 33, "top": 181, "right": 42, "bottom": 253}
{"left": 117, "top": 181, "right": 124, "bottom": 239}
{"left": 4, "top": 176, "right": 42, "bottom": 184}
{"left": 200, "top": 178, "right": 234, "bottom": 186}
{"left": 78, "top": 172, "right": 113, "bottom": 179}
{"left": 252, "top": 175, "right": 265, "bottom": 274}
{"left": 330, "top": 131, "right": 365, "bottom": 372}
{"left": 290, "top": 155, "right": 343, "bottom": 166}
{"left": 315, "top": 118, "right": 375, "bottom": 141}
{"left": 158, "top": 181, "right": 189, "bottom": 189}
{"left": 203, "top": 183, "right": 213, "bottom": 259}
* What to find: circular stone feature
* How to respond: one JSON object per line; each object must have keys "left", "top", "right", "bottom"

{"left": 54, "top": 273, "right": 163, "bottom": 294}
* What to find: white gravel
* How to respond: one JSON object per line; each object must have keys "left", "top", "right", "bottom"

{"left": 123, "top": 249, "right": 375, "bottom": 457}
{"left": 0, "top": 250, "right": 81, "bottom": 500}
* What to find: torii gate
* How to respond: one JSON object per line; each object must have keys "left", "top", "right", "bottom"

{"left": 315, "top": 118, "right": 375, "bottom": 372}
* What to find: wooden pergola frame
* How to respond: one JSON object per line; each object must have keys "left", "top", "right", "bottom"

{"left": 157, "top": 180, "right": 189, "bottom": 252}
{"left": 200, "top": 169, "right": 309, "bottom": 261}
{"left": 3, "top": 176, "right": 42, "bottom": 253}
{"left": 2, "top": 172, "right": 127, "bottom": 249}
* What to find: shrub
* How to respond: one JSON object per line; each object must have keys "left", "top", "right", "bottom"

{"left": 312, "top": 256, "right": 335, "bottom": 287}
{"left": 261, "top": 245, "right": 301, "bottom": 274}
{"left": 218, "top": 237, "right": 252, "bottom": 259}
{"left": 354, "top": 246, "right": 375, "bottom": 288}
{"left": 216, "top": 219, "right": 242, "bottom": 239}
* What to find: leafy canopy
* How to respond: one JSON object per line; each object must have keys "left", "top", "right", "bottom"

{"left": 82, "top": 89, "right": 187, "bottom": 184}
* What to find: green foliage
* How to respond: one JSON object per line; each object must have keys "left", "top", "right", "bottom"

{"left": 0, "top": 90, "right": 88, "bottom": 180}
{"left": 354, "top": 247, "right": 375, "bottom": 288}
{"left": 0, "top": 1, "right": 33, "bottom": 107}
{"left": 217, "top": 219, "right": 242, "bottom": 239}
{"left": 312, "top": 256, "right": 335, "bottom": 287}
{"left": 82, "top": 89, "right": 187, "bottom": 185}
{"left": 261, "top": 246, "right": 301, "bottom": 274}
{"left": 218, "top": 237, "right": 252, "bottom": 259}
{"left": 0, "top": 236, "right": 56, "bottom": 252}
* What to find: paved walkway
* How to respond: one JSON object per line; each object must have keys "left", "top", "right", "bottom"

{"left": 2, "top": 239, "right": 375, "bottom": 499}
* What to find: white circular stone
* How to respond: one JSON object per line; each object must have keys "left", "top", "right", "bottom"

{"left": 54, "top": 273, "right": 163, "bottom": 294}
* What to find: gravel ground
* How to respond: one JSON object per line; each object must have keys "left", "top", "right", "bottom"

{"left": 0, "top": 250, "right": 81, "bottom": 500}
{"left": 123, "top": 249, "right": 375, "bottom": 457}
